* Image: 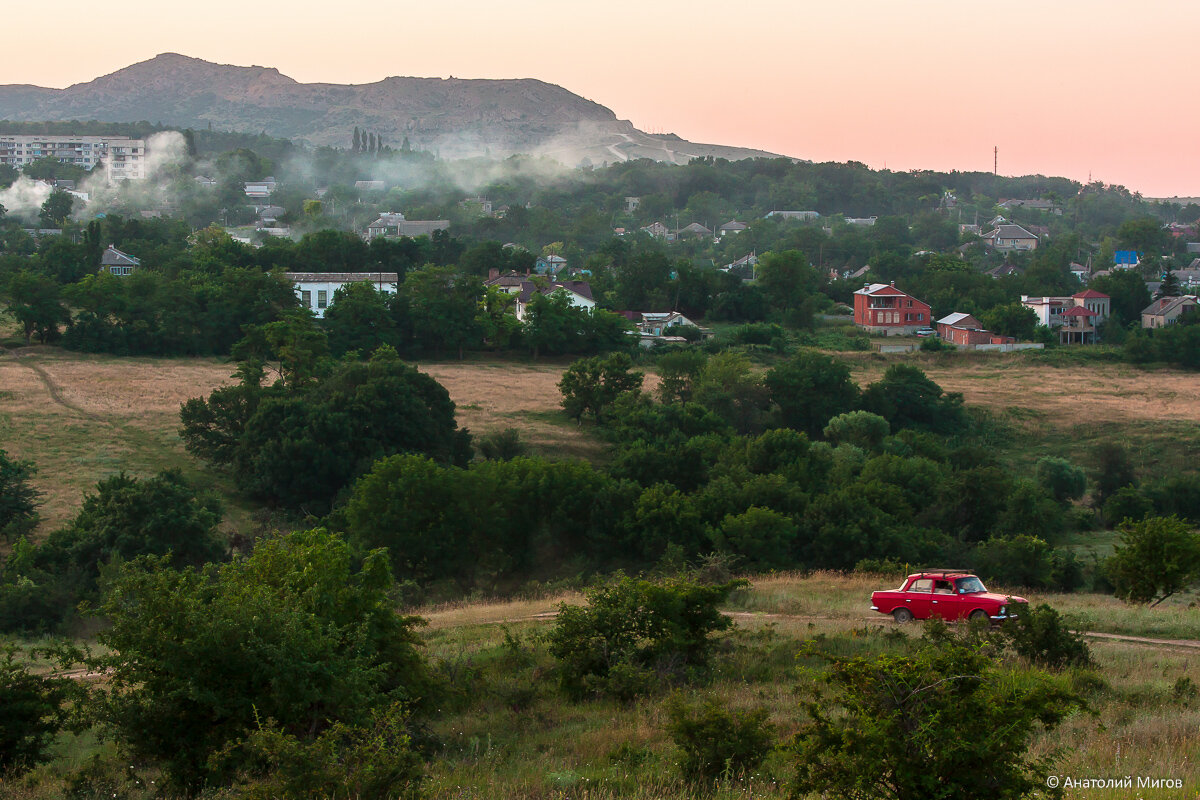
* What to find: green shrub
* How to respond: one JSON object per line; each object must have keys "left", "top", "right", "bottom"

{"left": 546, "top": 575, "right": 744, "bottom": 700}
{"left": 664, "top": 693, "right": 775, "bottom": 782}
{"left": 1002, "top": 603, "right": 1093, "bottom": 669}
{"left": 476, "top": 428, "right": 529, "bottom": 461}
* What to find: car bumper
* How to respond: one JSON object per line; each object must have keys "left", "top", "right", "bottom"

{"left": 870, "top": 605, "right": 879, "bottom": 612}
{"left": 990, "top": 613, "right": 1018, "bottom": 620}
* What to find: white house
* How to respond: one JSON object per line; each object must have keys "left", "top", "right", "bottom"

{"left": 1021, "top": 290, "right": 1110, "bottom": 327}
{"left": 979, "top": 223, "right": 1039, "bottom": 251}
{"left": 101, "top": 245, "right": 141, "bottom": 276}
{"left": 284, "top": 272, "right": 399, "bottom": 318}
{"left": 243, "top": 178, "right": 277, "bottom": 199}
{"left": 365, "top": 212, "right": 449, "bottom": 239}
{"left": 765, "top": 210, "right": 820, "bottom": 221}
{"left": 484, "top": 273, "right": 595, "bottom": 321}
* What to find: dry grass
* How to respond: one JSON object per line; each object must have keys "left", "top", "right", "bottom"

{"left": 0, "top": 347, "right": 238, "bottom": 537}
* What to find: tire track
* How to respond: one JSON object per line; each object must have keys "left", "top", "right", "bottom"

{"left": 7, "top": 353, "right": 106, "bottom": 422}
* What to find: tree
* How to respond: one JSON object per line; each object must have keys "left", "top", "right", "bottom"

{"left": 693, "top": 352, "right": 771, "bottom": 434}
{"left": 823, "top": 411, "right": 890, "bottom": 451}
{"left": 1090, "top": 441, "right": 1136, "bottom": 510}
{"left": 1157, "top": 269, "right": 1181, "bottom": 299}
{"left": 0, "top": 450, "right": 40, "bottom": 541}
{"left": 233, "top": 311, "right": 330, "bottom": 388}
{"left": 765, "top": 351, "right": 859, "bottom": 437}
{"left": 323, "top": 281, "right": 398, "bottom": 356}
{"left": 37, "top": 190, "right": 74, "bottom": 227}
{"left": 1035, "top": 456, "right": 1087, "bottom": 504}
{"left": 978, "top": 302, "right": 1038, "bottom": 340}
{"left": 546, "top": 575, "right": 743, "bottom": 700}
{"left": 0, "top": 646, "right": 76, "bottom": 777}
{"left": 35, "top": 470, "right": 225, "bottom": 599}
{"left": 656, "top": 350, "right": 708, "bottom": 404}
{"left": 403, "top": 266, "right": 483, "bottom": 358}
{"left": 559, "top": 352, "right": 643, "bottom": 423}
{"left": 91, "top": 528, "right": 428, "bottom": 792}
{"left": 4, "top": 271, "right": 70, "bottom": 345}
{"left": 1106, "top": 516, "right": 1200, "bottom": 606}
{"left": 860, "top": 364, "right": 964, "bottom": 434}
{"left": 791, "top": 634, "right": 1082, "bottom": 800}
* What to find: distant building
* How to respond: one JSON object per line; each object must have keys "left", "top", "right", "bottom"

{"left": 676, "top": 222, "right": 713, "bottom": 239}
{"left": 935, "top": 312, "right": 1015, "bottom": 348}
{"left": 721, "top": 253, "right": 758, "bottom": 281}
{"left": 243, "top": 178, "right": 277, "bottom": 199}
{"left": 284, "top": 272, "right": 399, "bottom": 319}
{"left": 0, "top": 134, "right": 147, "bottom": 180}
{"left": 624, "top": 196, "right": 641, "bottom": 213}
{"left": 484, "top": 272, "right": 595, "bottom": 321}
{"left": 985, "top": 263, "right": 1025, "bottom": 279}
{"left": 979, "top": 223, "right": 1039, "bottom": 252}
{"left": 101, "top": 245, "right": 141, "bottom": 276}
{"left": 641, "top": 221, "right": 670, "bottom": 239}
{"left": 853, "top": 282, "right": 931, "bottom": 336}
{"left": 844, "top": 216, "right": 878, "bottom": 227}
{"left": 354, "top": 180, "right": 386, "bottom": 191}
{"left": 364, "top": 212, "right": 450, "bottom": 239}
{"left": 535, "top": 254, "right": 568, "bottom": 275}
{"left": 765, "top": 210, "right": 820, "bottom": 221}
{"left": 1021, "top": 290, "right": 1110, "bottom": 344}
{"left": 1114, "top": 250, "right": 1141, "bottom": 269}
{"left": 718, "top": 220, "right": 748, "bottom": 236}
{"left": 1141, "top": 295, "right": 1199, "bottom": 329}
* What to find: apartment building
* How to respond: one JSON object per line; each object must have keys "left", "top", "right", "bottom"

{"left": 0, "top": 134, "right": 147, "bottom": 180}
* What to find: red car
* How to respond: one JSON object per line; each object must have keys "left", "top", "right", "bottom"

{"left": 870, "top": 571, "right": 1027, "bottom": 623}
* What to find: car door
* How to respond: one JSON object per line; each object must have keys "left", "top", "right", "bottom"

{"left": 903, "top": 578, "right": 934, "bottom": 618}
{"left": 930, "top": 579, "right": 961, "bottom": 620}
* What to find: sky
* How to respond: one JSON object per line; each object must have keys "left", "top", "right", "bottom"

{"left": 3, "top": 0, "right": 1195, "bottom": 197}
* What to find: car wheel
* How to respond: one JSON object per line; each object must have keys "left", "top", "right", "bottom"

{"left": 892, "top": 608, "right": 915, "bottom": 623}
{"left": 969, "top": 609, "right": 989, "bottom": 621}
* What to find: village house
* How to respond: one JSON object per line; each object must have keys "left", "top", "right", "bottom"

{"left": 844, "top": 216, "right": 878, "bottom": 227}
{"left": 640, "top": 221, "right": 670, "bottom": 239}
{"left": 354, "top": 180, "right": 386, "bottom": 192}
{"left": 764, "top": 210, "right": 820, "bottom": 221}
{"left": 243, "top": 178, "right": 277, "bottom": 199}
{"left": 284, "top": 272, "right": 398, "bottom": 319}
{"left": 535, "top": 254, "right": 568, "bottom": 275}
{"left": 676, "top": 222, "right": 713, "bottom": 239}
{"left": 985, "top": 263, "right": 1024, "bottom": 279}
{"left": 1141, "top": 295, "right": 1199, "bottom": 328}
{"left": 364, "top": 212, "right": 450, "bottom": 239}
{"left": 1021, "top": 289, "right": 1110, "bottom": 344}
{"left": 718, "top": 220, "right": 748, "bottom": 236}
{"left": 721, "top": 253, "right": 758, "bottom": 281}
{"left": 484, "top": 271, "right": 595, "bottom": 321}
{"left": 935, "top": 312, "right": 1015, "bottom": 348}
{"left": 853, "top": 282, "right": 931, "bottom": 336}
{"left": 979, "top": 223, "right": 1039, "bottom": 252}
{"left": 101, "top": 245, "right": 141, "bottom": 276}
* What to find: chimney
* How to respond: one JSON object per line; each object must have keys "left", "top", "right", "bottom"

{"left": 863, "top": 283, "right": 870, "bottom": 290}
{"left": 890, "top": 281, "right": 895, "bottom": 287}
{"left": 488, "top": 268, "right": 499, "bottom": 280}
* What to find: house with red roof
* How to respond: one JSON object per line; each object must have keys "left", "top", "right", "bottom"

{"left": 853, "top": 282, "right": 931, "bottom": 335}
{"left": 1021, "top": 289, "right": 1110, "bottom": 344}
{"left": 935, "top": 312, "right": 1016, "bottom": 348}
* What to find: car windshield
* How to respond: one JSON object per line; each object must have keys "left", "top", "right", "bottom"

{"left": 956, "top": 577, "right": 986, "bottom": 594}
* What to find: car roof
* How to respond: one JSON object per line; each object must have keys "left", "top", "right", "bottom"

{"left": 906, "top": 571, "right": 975, "bottom": 579}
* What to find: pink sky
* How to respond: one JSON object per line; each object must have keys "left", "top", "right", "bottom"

{"left": 4, "top": 0, "right": 1195, "bottom": 197}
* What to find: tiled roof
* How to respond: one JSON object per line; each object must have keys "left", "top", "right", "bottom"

{"left": 1073, "top": 289, "right": 1110, "bottom": 299}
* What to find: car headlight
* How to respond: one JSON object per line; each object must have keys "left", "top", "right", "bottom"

{"left": 1000, "top": 605, "right": 1006, "bottom": 615}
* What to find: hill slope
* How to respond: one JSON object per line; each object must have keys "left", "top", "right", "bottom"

{"left": 0, "top": 53, "right": 781, "bottom": 165}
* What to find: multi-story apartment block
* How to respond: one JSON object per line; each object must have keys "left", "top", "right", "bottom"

{"left": 0, "top": 134, "right": 147, "bottom": 180}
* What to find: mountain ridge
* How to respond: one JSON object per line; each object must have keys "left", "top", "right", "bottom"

{"left": 0, "top": 53, "right": 783, "bottom": 165}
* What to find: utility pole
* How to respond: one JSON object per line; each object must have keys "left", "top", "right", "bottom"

{"left": 994, "top": 146, "right": 998, "bottom": 175}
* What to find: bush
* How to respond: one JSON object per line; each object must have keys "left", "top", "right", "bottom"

{"left": 546, "top": 575, "right": 744, "bottom": 700}
{"left": 1106, "top": 515, "right": 1200, "bottom": 605}
{"left": 476, "top": 428, "right": 529, "bottom": 461}
{"left": 1102, "top": 486, "right": 1152, "bottom": 526}
{"left": 1035, "top": 457, "right": 1087, "bottom": 504}
{"left": 1002, "top": 603, "right": 1093, "bottom": 669}
{"left": 919, "top": 336, "right": 951, "bottom": 352}
{"left": 1, "top": 646, "right": 76, "bottom": 777}
{"left": 664, "top": 693, "right": 775, "bottom": 782}
{"left": 822, "top": 410, "right": 889, "bottom": 451}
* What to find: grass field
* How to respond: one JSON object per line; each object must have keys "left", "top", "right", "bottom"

{"left": 3, "top": 345, "right": 1197, "bottom": 543}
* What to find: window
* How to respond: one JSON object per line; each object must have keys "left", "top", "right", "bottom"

{"left": 301, "top": 290, "right": 312, "bottom": 307}
{"left": 918, "top": 313, "right": 924, "bottom": 321}
{"left": 909, "top": 579, "right": 933, "bottom": 593}
{"left": 317, "top": 290, "right": 328, "bottom": 309}
{"left": 906, "top": 299, "right": 913, "bottom": 307}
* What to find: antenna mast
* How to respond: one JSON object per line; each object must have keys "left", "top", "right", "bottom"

{"left": 994, "top": 146, "right": 998, "bottom": 175}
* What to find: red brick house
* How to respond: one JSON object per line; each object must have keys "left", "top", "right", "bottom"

{"left": 853, "top": 282, "right": 931, "bottom": 336}
{"left": 935, "top": 312, "right": 1015, "bottom": 347}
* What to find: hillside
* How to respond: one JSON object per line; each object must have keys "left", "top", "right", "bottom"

{"left": 0, "top": 53, "right": 783, "bottom": 165}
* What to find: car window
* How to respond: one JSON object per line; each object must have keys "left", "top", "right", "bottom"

{"left": 956, "top": 577, "right": 986, "bottom": 594}
{"left": 934, "top": 580, "right": 954, "bottom": 594}
{"left": 909, "top": 579, "right": 933, "bottom": 593}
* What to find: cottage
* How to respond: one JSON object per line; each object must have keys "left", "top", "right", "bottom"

{"left": 640, "top": 221, "right": 670, "bottom": 239}
{"left": 484, "top": 272, "right": 595, "bottom": 321}
{"left": 979, "top": 223, "right": 1039, "bottom": 252}
{"left": 853, "top": 282, "right": 931, "bottom": 336}
{"left": 1141, "top": 295, "right": 1199, "bottom": 329}
{"left": 365, "top": 212, "right": 450, "bottom": 239}
{"left": 535, "top": 254, "right": 568, "bottom": 275}
{"left": 284, "top": 272, "right": 399, "bottom": 319}
{"left": 718, "top": 220, "right": 748, "bottom": 236}
{"left": 676, "top": 222, "right": 714, "bottom": 239}
{"left": 1021, "top": 290, "right": 1110, "bottom": 330}
{"left": 101, "top": 245, "right": 141, "bottom": 276}
{"left": 764, "top": 210, "right": 820, "bottom": 221}
{"left": 243, "top": 178, "right": 277, "bottom": 199}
